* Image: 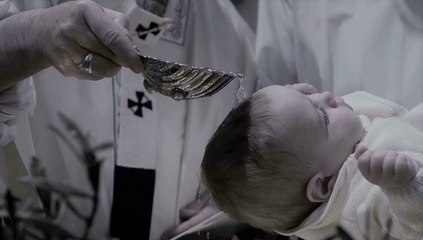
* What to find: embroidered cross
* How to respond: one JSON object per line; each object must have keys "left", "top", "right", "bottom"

{"left": 136, "top": 22, "right": 161, "bottom": 40}
{"left": 128, "top": 91, "right": 153, "bottom": 118}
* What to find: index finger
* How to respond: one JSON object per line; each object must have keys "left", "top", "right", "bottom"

{"left": 357, "top": 148, "right": 374, "bottom": 177}
{"left": 83, "top": 3, "right": 143, "bottom": 73}
{"left": 354, "top": 144, "right": 368, "bottom": 159}
{"left": 103, "top": 8, "right": 130, "bottom": 30}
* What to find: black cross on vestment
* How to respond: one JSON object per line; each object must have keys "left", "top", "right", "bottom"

{"left": 127, "top": 91, "right": 153, "bottom": 118}
{"left": 136, "top": 22, "right": 161, "bottom": 40}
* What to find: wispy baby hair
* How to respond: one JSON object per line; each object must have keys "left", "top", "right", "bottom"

{"left": 201, "top": 94, "right": 319, "bottom": 232}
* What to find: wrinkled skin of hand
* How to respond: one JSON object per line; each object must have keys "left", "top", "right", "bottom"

{"left": 355, "top": 144, "right": 421, "bottom": 188}
{"left": 35, "top": 0, "right": 143, "bottom": 79}
{"left": 0, "top": 0, "right": 143, "bottom": 90}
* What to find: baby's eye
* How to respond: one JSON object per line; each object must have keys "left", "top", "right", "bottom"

{"left": 320, "top": 108, "right": 330, "bottom": 125}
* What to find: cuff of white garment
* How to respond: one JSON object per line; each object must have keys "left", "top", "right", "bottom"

{"left": 0, "top": 78, "right": 36, "bottom": 146}
{"left": 0, "top": 121, "right": 16, "bottom": 146}
{"left": 382, "top": 169, "right": 423, "bottom": 195}
{"left": 0, "top": 78, "right": 36, "bottom": 122}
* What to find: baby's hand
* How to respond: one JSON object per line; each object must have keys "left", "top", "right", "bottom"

{"left": 354, "top": 144, "right": 421, "bottom": 188}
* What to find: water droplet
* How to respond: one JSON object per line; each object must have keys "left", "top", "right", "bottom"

{"left": 172, "top": 88, "right": 187, "bottom": 101}
{"left": 237, "top": 77, "right": 247, "bottom": 103}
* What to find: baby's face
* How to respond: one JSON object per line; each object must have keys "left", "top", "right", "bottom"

{"left": 253, "top": 86, "right": 364, "bottom": 176}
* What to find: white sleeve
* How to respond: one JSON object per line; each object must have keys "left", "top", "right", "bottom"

{"left": 400, "top": 103, "right": 423, "bottom": 131}
{"left": 0, "top": 80, "right": 36, "bottom": 146}
{"left": 0, "top": 1, "right": 36, "bottom": 147}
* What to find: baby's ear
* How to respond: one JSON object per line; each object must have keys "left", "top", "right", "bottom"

{"left": 306, "top": 172, "right": 337, "bottom": 203}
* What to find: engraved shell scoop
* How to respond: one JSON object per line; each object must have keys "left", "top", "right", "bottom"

{"left": 139, "top": 54, "right": 245, "bottom": 100}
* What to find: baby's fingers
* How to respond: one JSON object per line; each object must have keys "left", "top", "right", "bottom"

{"left": 382, "top": 151, "right": 397, "bottom": 176}
{"left": 395, "top": 154, "right": 420, "bottom": 180}
{"left": 356, "top": 148, "right": 374, "bottom": 177}
{"left": 369, "top": 150, "right": 387, "bottom": 174}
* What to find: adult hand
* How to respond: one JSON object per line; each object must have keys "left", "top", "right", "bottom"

{"left": 355, "top": 144, "right": 421, "bottom": 188}
{"left": 1, "top": 0, "right": 143, "bottom": 89}
{"left": 161, "top": 192, "right": 220, "bottom": 240}
{"left": 286, "top": 83, "right": 318, "bottom": 95}
{"left": 34, "top": 0, "right": 143, "bottom": 80}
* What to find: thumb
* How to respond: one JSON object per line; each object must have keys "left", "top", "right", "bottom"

{"left": 354, "top": 144, "right": 368, "bottom": 159}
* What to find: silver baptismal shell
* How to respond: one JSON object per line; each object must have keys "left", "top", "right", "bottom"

{"left": 140, "top": 55, "right": 244, "bottom": 100}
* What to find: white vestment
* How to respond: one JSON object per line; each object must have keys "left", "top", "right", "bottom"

{"left": 5, "top": 0, "right": 256, "bottom": 239}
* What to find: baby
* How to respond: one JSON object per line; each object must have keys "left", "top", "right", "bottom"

{"left": 201, "top": 84, "right": 423, "bottom": 240}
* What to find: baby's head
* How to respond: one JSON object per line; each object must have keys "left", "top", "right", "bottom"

{"left": 201, "top": 85, "right": 364, "bottom": 232}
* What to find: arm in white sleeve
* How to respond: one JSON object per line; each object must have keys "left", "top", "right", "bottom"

{"left": 0, "top": 79, "right": 36, "bottom": 147}
{"left": 0, "top": 0, "right": 36, "bottom": 147}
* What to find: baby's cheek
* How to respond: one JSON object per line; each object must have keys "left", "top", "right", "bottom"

{"left": 333, "top": 110, "right": 362, "bottom": 139}
{"left": 347, "top": 113, "right": 364, "bottom": 142}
